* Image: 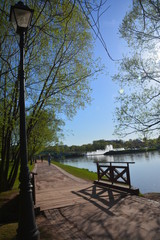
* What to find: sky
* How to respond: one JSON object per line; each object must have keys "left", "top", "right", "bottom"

{"left": 62, "top": 0, "right": 132, "bottom": 146}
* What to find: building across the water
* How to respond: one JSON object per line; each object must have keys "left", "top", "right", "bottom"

{"left": 86, "top": 145, "right": 125, "bottom": 156}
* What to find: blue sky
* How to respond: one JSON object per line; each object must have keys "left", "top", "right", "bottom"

{"left": 62, "top": 0, "right": 132, "bottom": 146}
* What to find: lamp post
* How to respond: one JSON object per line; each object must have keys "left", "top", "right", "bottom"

{"left": 9, "top": 2, "right": 40, "bottom": 240}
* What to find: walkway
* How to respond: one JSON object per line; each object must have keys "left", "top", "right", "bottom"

{"left": 35, "top": 161, "right": 160, "bottom": 240}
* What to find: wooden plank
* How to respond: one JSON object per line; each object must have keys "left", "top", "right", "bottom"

{"left": 94, "top": 180, "right": 139, "bottom": 195}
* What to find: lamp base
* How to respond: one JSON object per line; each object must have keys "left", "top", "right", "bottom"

{"left": 17, "top": 180, "right": 40, "bottom": 240}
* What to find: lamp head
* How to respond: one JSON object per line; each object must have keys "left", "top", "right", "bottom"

{"left": 9, "top": 1, "right": 34, "bottom": 34}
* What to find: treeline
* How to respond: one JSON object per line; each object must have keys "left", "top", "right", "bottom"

{"left": 40, "top": 137, "right": 160, "bottom": 159}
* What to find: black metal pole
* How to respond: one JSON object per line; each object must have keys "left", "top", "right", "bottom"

{"left": 17, "top": 30, "right": 40, "bottom": 240}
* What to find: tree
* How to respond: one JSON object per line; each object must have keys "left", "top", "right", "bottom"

{"left": 0, "top": 0, "right": 107, "bottom": 191}
{"left": 27, "top": 110, "right": 62, "bottom": 160}
{"left": 113, "top": 0, "right": 160, "bottom": 138}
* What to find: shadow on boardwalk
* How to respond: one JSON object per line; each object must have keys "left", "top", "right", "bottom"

{"left": 72, "top": 184, "right": 127, "bottom": 216}
{"left": 35, "top": 161, "right": 160, "bottom": 240}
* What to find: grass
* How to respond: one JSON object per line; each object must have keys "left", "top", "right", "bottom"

{"left": 0, "top": 223, "right": 17, "bottom": 240}
{"left": 52, "top": 160, "right": 98, "bottom": 181}
{"left": 0, "top": 188, "right": 19, "bottom": 240}
{"left": 8, "top": 162, "right": 34, "bottom": 190}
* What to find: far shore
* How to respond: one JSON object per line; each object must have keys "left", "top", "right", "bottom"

{"left": 104, "top": 148, "right": 156, "bottom": 156}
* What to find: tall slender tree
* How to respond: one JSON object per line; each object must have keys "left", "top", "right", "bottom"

{"left": 113, "top": 0, "right": 160, "bottom": 138}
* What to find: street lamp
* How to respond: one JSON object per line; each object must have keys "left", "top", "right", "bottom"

{"left": 10, "top": 2, "right": 40, "bottom": 240}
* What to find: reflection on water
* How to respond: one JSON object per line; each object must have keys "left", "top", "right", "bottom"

{"left": 59, "top": 151, "right": 160, "bottom": 194}
{"left": 88, "top": 155, "right": 114, "bottom": 162}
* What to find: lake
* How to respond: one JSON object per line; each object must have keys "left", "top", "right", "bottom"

{"left": 59, "top": 151, "right": 160, "bottom": 193}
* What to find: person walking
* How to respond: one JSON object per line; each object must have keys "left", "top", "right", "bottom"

{"left": 48, "top": 154, "right": 51, "bottom": 166}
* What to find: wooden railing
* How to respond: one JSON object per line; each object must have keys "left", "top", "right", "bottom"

{"left": 30, "top": 172, "right": 37, "bottom": 205}
{"left": 96, "top": 162, "right": 135, "bottom": 188}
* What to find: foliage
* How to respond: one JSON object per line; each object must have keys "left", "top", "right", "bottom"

{"left": 0, "top": 0, "right": 104, "bottom": 191}
{"left": 113, "top": 0, "right": 160, "bottom": 138}
{"left": 27, "top": 110, "right": 62, "bottom": 159}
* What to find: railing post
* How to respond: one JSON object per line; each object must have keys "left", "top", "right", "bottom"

{"left": 110, "top": 162, "right": 114, "bottom": 184}
{"left": 30, "top": 172, "right": 37, "bottom": 205}
{"left": 126, "top": 163, "right": 131, "bottom": 188}
{"left": 97, "top": 162, "right": 100, "bottom": 181}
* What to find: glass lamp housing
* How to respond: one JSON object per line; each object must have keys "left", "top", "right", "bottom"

{"left": 10, "top": 1, "right": 34, "bottom": 34}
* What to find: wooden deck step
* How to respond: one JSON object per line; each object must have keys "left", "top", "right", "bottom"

{"left": 94, "top": 180, "right": 139, "bottom": 195}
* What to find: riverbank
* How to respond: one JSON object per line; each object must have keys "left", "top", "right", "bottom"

{"left": 52, "top": 160, "right": 98, "bottom": 181}
{"left": 143, "top": 192, "right": 160, "bottom": 203}
{"left": 52, "top": 160, "right": 160, "bottom": 203}
{"left": 104, "top": 148, "right": 156, "bottom": 155}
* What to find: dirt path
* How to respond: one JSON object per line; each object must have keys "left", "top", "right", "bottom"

{"left": 35, "top": 161, "right": 160, "bottom": 240}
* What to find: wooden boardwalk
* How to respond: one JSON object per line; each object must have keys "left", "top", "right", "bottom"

{"left": 35, "top": 161, "right": 160, "bottom": 240}
{"left": 35, "top": 161, "right": 93, "bottom": 210}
